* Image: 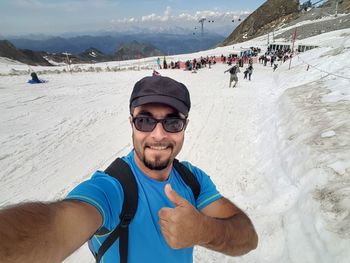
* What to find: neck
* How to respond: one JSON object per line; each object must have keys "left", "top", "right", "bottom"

{"left": 134, "top": 154, "right": 172, "bottom": 181}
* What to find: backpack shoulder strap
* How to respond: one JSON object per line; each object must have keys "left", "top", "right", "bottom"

{"left": 173, "top": 159, "right": 201, "bottom": 200}
{"left": 95, "top": 158, "right": 138, "bottom": 263}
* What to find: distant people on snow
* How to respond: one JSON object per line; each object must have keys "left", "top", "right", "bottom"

{"left": 31, "top": 72, "right": 41, "bottom": 83}
{"left": 152, "top": 70, "right": 161, "bottom": 76}
{"left": 224, "top": 64, "right": 241, "bottom": 88}
{"left": 156, "top": 57, "right": 162, "bottom": 69}
{"left": 28, "top": 72, "right": 45, "bottom": 84}
{"left": 243, "top": 68, "right": 249, "bottom": 79}
{"left": 163, "top": 57, "right": 168, "bottom": 69}
{"left": 243, "top": 65, "right": 253, "bottom": 81}
{"left": 247, "top": 65, "right": 253, "bottom": 81}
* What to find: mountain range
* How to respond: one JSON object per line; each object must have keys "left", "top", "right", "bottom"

{"left": 1, "top": 0, "right": 349, "bottom": 66}
{"left": 0, "top": 31, "right": 225, "bottom": 66}
{"left": 5, "top": 32, "right": 225, "bottom": 56}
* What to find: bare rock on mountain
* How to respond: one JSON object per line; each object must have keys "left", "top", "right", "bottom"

{"left": 0, "top": 40, "right": 52, "bottom": 66}
{"left": 222, "top": 0, "right": 300, "bottom": 45}
{"left": 114, "top": 40, "right": 164, "bottom": 61}
{"left": 79, "top": 47, "right": 110, "bottom": 62}
{"left": 221, "top": 0, "right": 350, "bottom": 45}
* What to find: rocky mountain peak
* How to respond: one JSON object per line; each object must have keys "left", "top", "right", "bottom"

{"left": 222, "top": 0, "right": 300, "bottom": 45}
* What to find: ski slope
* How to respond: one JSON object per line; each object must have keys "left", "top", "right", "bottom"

{"left": 0, "top": 25, "right": 349, "bottom": 263}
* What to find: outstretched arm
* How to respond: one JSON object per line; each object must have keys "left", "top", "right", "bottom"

{"left": 0, "top": 200, "right": 102, "bottom": 263}
{"left": 199, "top": 197, "right": 258, "bottom": 256}
{"left": 159, "top": 184, "right": 258, "bottom": 256}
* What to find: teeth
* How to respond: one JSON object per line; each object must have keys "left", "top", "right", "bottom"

{"left": 149, "top": 145, "right": 167, "bottom": 150}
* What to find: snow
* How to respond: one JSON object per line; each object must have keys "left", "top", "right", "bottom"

{"left": 321, "top": 130, "right": 336, "bottom": 138}
{"left": 1, "top": 17, "right": 349, "bottom": 263}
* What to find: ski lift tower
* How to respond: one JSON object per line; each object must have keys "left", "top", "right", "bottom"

{"left": 335, "top": 0, "right": 342, "bottom": 17}
{"left": 198, "top": 18, "right": 206, "bottom": 37}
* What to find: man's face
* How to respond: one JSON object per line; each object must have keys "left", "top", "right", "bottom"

{"left": 130, "top": 103, "right": 187, "bottom": 171}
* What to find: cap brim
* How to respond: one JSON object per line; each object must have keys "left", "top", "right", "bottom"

{"left": 130, "top": 95, "right": 189, "bottom": 116}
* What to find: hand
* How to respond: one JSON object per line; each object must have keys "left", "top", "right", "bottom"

{"left": 158, "top": 184, "right": 205, "bottom": 249}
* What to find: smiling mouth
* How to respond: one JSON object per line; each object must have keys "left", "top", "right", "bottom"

{"left": 148, "top": 145, "right": 168, "bottom": 150}
{"left": 146, "top": 144, "right": 172, "bottom": 151}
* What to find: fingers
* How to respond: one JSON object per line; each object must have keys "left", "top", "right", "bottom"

{"left": 158, "top": 214, "right": 182, "bottom": 249}
{"left": 158, "top": 207, "right": 173, "bottom": 220}
{"left": 158, "top": 209, "right": 177, "bottom": 248}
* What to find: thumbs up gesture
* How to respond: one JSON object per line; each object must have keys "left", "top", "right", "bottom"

{"left": 158, "top": 184, "right": 206, "bottom": 249}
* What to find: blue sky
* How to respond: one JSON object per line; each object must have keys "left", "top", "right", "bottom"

{"left": 0, "top": 0, "right": 268, "bottom": 36}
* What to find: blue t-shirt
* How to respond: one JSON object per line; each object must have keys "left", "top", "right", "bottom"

{"left": 66, "top": 150, "right": 222, "bottom": 263}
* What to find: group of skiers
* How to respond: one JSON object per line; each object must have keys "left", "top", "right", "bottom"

{"left": 157, "top": 56, "right": 217, "bottom": 72}
{"left": 258, "top": 47, "right": 294, "bottom": 72}
{"left": 157, "top": 57, "right": 183, "bottom": 70}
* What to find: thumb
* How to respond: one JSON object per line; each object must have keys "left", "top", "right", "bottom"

{"left": 164, "top": 184, "right": 186, "bottom": 207}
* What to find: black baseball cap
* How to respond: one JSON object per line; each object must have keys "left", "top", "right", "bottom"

{"left": 129, "top": 76, "right": 191, "bottom": 116}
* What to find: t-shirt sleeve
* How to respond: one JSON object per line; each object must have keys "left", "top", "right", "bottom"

{"left": 65, "top": 171, "right": 124, "bottom": 231}
{"left": 181, "top": 162, "right": 222, "bottom": 210}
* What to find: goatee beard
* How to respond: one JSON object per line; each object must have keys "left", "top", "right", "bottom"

{"left": 143, "top": 156, "right": 171, "bottom": 170}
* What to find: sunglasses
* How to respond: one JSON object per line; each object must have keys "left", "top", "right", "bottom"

{"left": 132, "top": 115, "right": 187, "bottom": 133}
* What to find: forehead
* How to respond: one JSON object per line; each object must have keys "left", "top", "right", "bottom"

{"left": 133, "top": 103, "right": 178, "bottom": 116}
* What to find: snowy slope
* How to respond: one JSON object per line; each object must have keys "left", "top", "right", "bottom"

{"left": 0, "top": 21, "right": 349, "bottom": 263}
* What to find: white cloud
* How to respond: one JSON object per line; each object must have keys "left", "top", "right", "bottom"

{"left": 116, "top": 18, "right": 135, "bottom": 23}
{"left": 121, "top": 8, "right": 248, "bottom": 24}
{"left": 109, "top": 7, "right": 251, "bottom": 35}
{"left": 142, "top": 13, "right": 158, "bottom": 22}
{"left": 178, "top": 13, "right": 194, "bottom": 21}
{"left": 141, "top": 7, "right": 173, "bottom": 22}
{"left": 128, "top": 17, "right": 137, "bottom": 23}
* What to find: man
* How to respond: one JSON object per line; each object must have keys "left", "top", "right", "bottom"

{"left": 156, "top": 57, "right": 162, "bottom": 69}
{"left": 30, "top": 72, "right": 42, "bottom": 83}
{"left": 224, "top": 64, "right": 241, "bottom": 88}
{"left": 247, "top": 64, "right": 253, "bottom": 81}
{"left": 0, "top": 76, "right": 258, "bottom": 263}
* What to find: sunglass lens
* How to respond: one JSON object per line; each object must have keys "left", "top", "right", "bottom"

{"left": 134, "top": 117, "right": 156, "bottom": 132}
{"left": 163, "top": 118, "right": 185, "bottom": 133}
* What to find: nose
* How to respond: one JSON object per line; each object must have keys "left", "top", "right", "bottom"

{"left": 150, "top": 122, "right": 167, "bottom": 140}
